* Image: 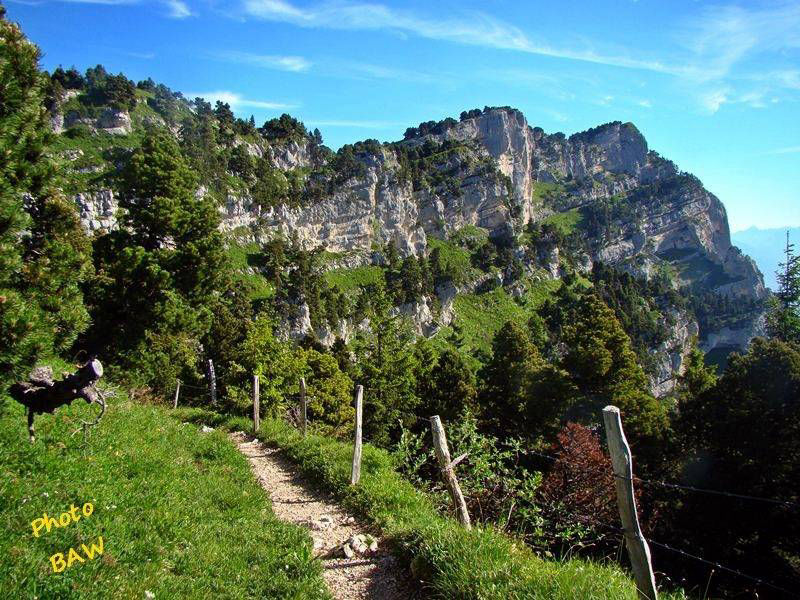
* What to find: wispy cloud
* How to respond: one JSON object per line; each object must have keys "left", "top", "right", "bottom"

{"left": 678, "top": 2, "right": 800, "bottom": 82}
{"left": 126, "top": 51, "right": 156, "bottom": 59}
{"left": 328, "top": 60, "right": 439, "bottom": 84}
{"left": 305, "top": 119, "right": 401, "bottom": 129}
{"left": 240, "top": 0, "right": 684, "bottom": 75}
{"left": 60, "top": 0, "right": 136, "bottom": 4}
{"left": 676, "top": 2, "right": 800, "bottom": 110}
{"left": 237, "top": 0, "right": 800, "bottom": 115}
{"left": 37, "top": 0, "right": 191, "bottom": 16}
{"left": 637, "top": 99, "right": 652, "bottom": 108}
{"left": 164, "top": 0, "right": 191, "bottom": 18}
{"left": 699, "top": 88, "right": 729, "bottom": 114}
{"left": 764, "top": 145, "right": 800, "bottom": 155}
{"left": 186, "top": 90, "right": 296, "bottom": 110}
{"left": 214, "top": 50, "right": 311, "bottom": 72}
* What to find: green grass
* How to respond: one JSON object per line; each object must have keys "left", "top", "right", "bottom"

{"left": 542, "top": 208, "right": 585, "bottom": 236}
{"left": 0, "top": 395, "right": 328, "bottom": 599}
{"left": 324, "top": 265, "right": 384, "bottom": 293}
{"left": 448, "top": 225, "right": 489, "bottom": 248}
{"left": 427, "top": 236, "right": 482, "bottom": 285}
{"left": 452, "top": 288, "right": 531, "bottom": 354}
{"left": 175, "top": 409, "right": 684, "bottom": 600}
{"left": 530, "top": 181, "right": 566, "bottom": 206}
{"left": 450, "top": 279, "right": 561, "bottom": 354}
{"left": 226, "top": 240, "right": 274, "bottom": 300}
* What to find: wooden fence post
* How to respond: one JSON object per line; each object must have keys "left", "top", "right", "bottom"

{"left": 207, "top": 359, "right": 217, "bottom": 406}
{"left": 253, "top": 374, "right": 260, "bottom": 432}
{"left": 173, "top": 380, "right": 181, "bottom": 410}
{"left": 603, "top": 405, "right": 658, "bottom": 600}
{"left": 430, "top": 415, "right": 471, "bottom": 529}
{"left": 350, "top": 385, "right": 363, "bottom": 485}
{"left": 300, "top": 377, "right": 308, "bottom": 436}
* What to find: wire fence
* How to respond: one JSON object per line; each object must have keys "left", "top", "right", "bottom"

{"left": 501, "top": 444, "right": 800, "bottom": 597}
{"left": 172, "top": 370, "right": 799, "bottom": 598}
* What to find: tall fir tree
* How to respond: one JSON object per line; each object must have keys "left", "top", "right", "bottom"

{"left": 0, "top": 8, "right": 90, "bottom": 384}
{"left": 351, "top": 281, "right": 419, "bottom": 446}
{"left": 86, "top": 129, "right": 225, "bottom": 391}
{"left": 766, "top": 231, "right": 800, "bottom": 343}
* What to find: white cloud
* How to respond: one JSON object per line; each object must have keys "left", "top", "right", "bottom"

{"left": 678, "top": 2, "right": 800, "bottom": 82}
{"left": 330, "top": 60, "right": 439, "bottom": 83}
{"left": 637, "top": 99, "right": 652, "bottom": 108}
{"left": 41, "top": 0, "right": 190, "bottom": 15}
{"left": 164, "top": 0, "right": 191, "bottom": 18}
{"left": 60, "top": 0, "right": 136, "bottom": 4}
{"left": 676, "top": 3, "right": 800, "bottom": 111}
{"left": 215, "top": 50, "right": 311, "bottom": 72}
{"left": 186, "top": 90, "right": 295, "bottom": 110}
{"left": 241, "top": 0, "right": 684, "bottom": 75}
{"left": 237, "top": 1, "right": 800, "bottom": 114}
{"left": 127, "top": 51, "right": 156, "bottom": 59}
{"left": 699, "top": 88, "right": 729, "bottom": 113}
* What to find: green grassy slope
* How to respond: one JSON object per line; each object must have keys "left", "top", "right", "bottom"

{"left": 176, "top": 408, "right": 684, "bottom": 600}
{"left": 0, "top": 394, "right": 328, "bottom": 599}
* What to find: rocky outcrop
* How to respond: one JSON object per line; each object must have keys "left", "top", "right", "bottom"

{"left": 96, "top": 109, "right": 132, "bottom": 135}
{"left": 648, "top": 309, "right": 700, "bottom": 397}
{"left": 75, "top": 189, "right": 118, "bottom": 232}
{"left": 62, "top": 109, "right": 132, "bottom": 135}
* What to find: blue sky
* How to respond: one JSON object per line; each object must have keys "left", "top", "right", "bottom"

{"left": 6, "top": 0, "right": 800, "bottom": 231}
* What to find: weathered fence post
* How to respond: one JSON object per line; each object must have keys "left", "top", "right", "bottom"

{"left": 173, "top": 380, "right": 181, "bottom": 410}
{"left": 603, "top": 405, "right": 658, "bottom": 600}
{"left": 300, "top": 377, "right": 308, "bottom": 437}
{"left": 252, "top": 374, "right": 260, "bottom": 432}
{"left": 207, "top": 359, "right": 217, "bottom": 406}
{"left": 350, "top": 385, "right": 363, "bottom": 485}
{"left": 430, "top": 415, "right": 471, "bottom": 529}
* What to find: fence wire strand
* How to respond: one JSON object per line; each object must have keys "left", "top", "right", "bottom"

{"left": 647, "top": 539, "right": 800, "bottom": 598}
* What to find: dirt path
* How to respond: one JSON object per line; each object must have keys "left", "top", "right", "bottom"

{"left": 230, "top": 432, "right": 412, "bottom": 600}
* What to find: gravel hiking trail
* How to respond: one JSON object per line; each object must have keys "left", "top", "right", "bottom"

{"left": 230, "top": 432, "right": 413, "bottom": 600}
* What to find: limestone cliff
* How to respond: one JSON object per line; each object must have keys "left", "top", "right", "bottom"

{"left": 66, "top": 107, "right": 767, "bottom": 393}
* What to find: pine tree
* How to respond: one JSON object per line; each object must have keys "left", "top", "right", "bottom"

{"left": 0, "top": 9, "right": 90, "bottom": 382}
{"left": 766, "top": 231, "right": 800, "bottom": 343}
{"left": 558, "top": 292, "right": 667, "bottom": 442}
{"left": 351, "top": 282, "right": 419, "bottom": 445}
{"left": 479, "top": 321, "right": 543, "bottom": 437}
{"left": 87, "top": 129, "right": 225, "bottom": 391}
{"left": 417, "top": 348, "right": 477, "bottom": 422}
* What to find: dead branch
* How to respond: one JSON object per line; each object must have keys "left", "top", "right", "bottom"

{"left": 9, "top": 359, "right": 105, "bottom": 443}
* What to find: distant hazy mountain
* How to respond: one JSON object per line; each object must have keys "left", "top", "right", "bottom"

{"left": 732, "top": 227, "right": 800, "bottom": 291}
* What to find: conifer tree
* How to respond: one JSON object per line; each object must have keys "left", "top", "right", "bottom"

{"left": 0, "top": 8, "right": 90, "bottom": 382}
{"left": 351, "top": 281, "right": 419, "bottom": 445}
{"left": 479, "top": 321, "right": 543, "bottom": 436}
{"left": 766, "top": 231, "right": 800, "bottom": 343}
{"left": 87, "top": 129, "right": 225, "bottom": 391}
{"left": 558, "top": 292, "right": 667, "bottom": 442}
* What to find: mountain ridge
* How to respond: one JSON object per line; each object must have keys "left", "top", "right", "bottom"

{"left": 51, "top": 89, "right": 766, "bottom": 394}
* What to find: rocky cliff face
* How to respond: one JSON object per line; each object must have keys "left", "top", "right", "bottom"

{"left": 67, "top": 107, "right": 767, "bottom": 391}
